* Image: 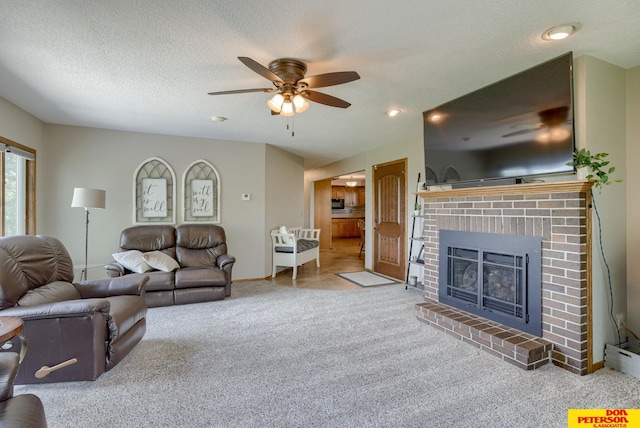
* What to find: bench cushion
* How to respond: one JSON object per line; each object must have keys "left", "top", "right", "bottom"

{"left": 275, "top": 239, "right": 319, "bottom": 254}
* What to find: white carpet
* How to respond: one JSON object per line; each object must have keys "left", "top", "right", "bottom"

{"left": 337, "top": 270, "right": 399, "bottom": 287}
{"left": 15, "top": 281, "right": 640, "bottom": 427}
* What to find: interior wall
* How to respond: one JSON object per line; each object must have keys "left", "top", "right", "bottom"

{"left": 40, "top": 124, "right": 274, "bottom": 281}
{"left": 574, "top": 55, "right": 628, "bottom": 362}
{"left": 626, "top": 65, "right": 640, "bottom": 336}
{"left": 265, "top": 144, "right": 305, "bottom": 276}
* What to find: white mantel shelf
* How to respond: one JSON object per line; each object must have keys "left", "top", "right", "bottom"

{"left": 415, "top": 179, "right": 595, "bottom": 199}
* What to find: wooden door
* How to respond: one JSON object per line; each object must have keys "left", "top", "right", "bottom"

{"left": 314, "top": 179, "right": 332, "bottom": 250}
{"left": 373, "top": 159, "right": 407, "bottom": 280}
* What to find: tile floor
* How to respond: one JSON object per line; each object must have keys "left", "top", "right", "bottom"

{"left": 269, "top": 237, "right": 366, "bottom": 290}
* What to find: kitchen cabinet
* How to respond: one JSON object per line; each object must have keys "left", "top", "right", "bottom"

{"left": 332, "top": 186, "right": 365, "bottom": 206}
{"left": 332, "top": 218, "right": 363, "bottom": 238}
{"left": 357, "top": 186, "right": 366, "bottom": 205}
{"left": 345, "top": 188, "right": 357, "bottom": 206}
{"left": 332, "top": 219, "right": 348, "bottom": 238}
{"left": 347, "top": 218, "right": 361, "bottom": 237}
{"left": 345, "top": 186, "right": 365, "bottom": 206}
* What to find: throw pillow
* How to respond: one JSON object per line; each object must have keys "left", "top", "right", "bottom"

{"left": 143, "top": 251, "right": 180, "bottom": 272}
{"left": 112, "top": 250, "right": 152, "bottom": 273}
{"left": 279, "top": 225, "right": 292, "bottom": 243}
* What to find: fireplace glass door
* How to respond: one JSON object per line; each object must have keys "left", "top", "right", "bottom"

{"left": 483, "top": 252, "right": 525, "bottom": 320}
{"left": 448, "top": 248, "right": 479, "bottom": 305}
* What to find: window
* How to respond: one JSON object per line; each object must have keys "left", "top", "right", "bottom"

{"left": 1, "top": 136, "right": 36, "bottom": 236}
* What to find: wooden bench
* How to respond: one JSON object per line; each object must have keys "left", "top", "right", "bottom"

{"left": 270, "top": 227, "right": 321, "bottom": 280}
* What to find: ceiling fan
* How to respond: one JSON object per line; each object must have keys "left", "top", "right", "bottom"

{"left": 208, "top": 57, "right": 360, "bottom": 116}
{"left": 501, "top": 106, "right": 571, "bottom": 140}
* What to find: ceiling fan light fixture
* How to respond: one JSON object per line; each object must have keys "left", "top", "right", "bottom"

{"left": 541, "top": 23, "right": 581, "bottom": 41}
{"left": 293, "top": 94, "right": 309, "bottom": 113}
{"left": 267, "top": 93, "right": 284, "bottom": 113}
{"left": 280, "top": 100, "right": 294, "bottom": 117}
{"left": 209, "top": 57, "right": 360, "bottom": 121}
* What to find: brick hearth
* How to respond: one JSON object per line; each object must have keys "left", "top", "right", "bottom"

{"left": 416, "top": 301, "right": 553, "bottom": 370}
{"left": 415, "top": 180, "right": 594, "bottom": 375}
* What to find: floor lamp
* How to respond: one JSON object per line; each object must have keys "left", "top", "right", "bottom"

{"left": 71, "top": 187, "right": 106, "bottom": 281}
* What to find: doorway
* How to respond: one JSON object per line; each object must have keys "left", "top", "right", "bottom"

{"left": 329, "top": 172, "right": 365, "bottom": 261}
{"left": 372, "top": 159, "right": 407, "bottom": 280}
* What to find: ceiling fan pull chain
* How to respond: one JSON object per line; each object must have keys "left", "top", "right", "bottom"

{"left": 284, "top": 116, "right": 295, "bottom": 137}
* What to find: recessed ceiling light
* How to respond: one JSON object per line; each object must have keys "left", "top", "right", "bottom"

{"left": 211, "top": 116, "right": 227, "bottom": 122}
{"left": 541, "top": 23, "right": 581, "bottom": 41}
{"left": 386, "top": 109, "right": 401, "bottom": 117}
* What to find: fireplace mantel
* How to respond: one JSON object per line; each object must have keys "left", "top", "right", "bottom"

{"left": 416, "top": 179, "right": 594, "bottom": 199}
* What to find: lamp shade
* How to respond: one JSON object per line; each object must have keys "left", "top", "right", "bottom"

{"left": 280, "top": 100, "right": 294, "bottom": 117}
{"left": 71, "top": 188, "right": 106, "bottom": 209}
{"left": 292, "top": 94, "right": 309, "bottom": 113}
{"left": 267, "top": 93, "right": 284, "bottom": 113}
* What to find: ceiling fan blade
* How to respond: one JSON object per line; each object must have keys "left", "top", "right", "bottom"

{"left": 298, "top": 71, "right": 360, "bottom": 89}
{"left": 208, "top": 88, "right": 275, "bottom": 96}
{"left": 301, "top": 90, "right": 351, "bottom": 108}
{"left": 501, "top": 128, "right": 540, "bottom": 138}
{"left": 238, "top": 57, "right": 284, "bottom": 84}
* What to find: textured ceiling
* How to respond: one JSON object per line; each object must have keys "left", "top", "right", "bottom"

{"left": 1, "top": 1, "right": 639, "bottom": 168}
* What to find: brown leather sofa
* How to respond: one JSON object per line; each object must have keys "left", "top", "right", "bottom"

{"left": 0, "top": 353, "right": 46, "bottom": 426}
{"left": 105, "top": 224, "right": 235, "bottom": 307}
{"left": 0, "top": 235, "right": 148, "bottom": 384}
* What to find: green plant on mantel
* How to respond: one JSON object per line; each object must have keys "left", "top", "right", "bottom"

{"left": 566, "top": 148, "right": 622, "bottom": 192}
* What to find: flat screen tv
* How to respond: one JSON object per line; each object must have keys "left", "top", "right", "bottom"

{"left": 423, "top": 52, "right": 575, "bottom": 187}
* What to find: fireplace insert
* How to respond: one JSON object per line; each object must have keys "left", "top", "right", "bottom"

{"left": 439, "top": 230, "right": 542, "bottom": 336}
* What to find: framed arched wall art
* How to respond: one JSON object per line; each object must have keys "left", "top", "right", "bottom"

{"left": 182, "top": 159, "right": 221, "bottom": 223}
{"left": 133, "top": 157, "right": 176, "bottom": 224}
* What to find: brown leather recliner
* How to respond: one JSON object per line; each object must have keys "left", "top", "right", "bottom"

{"left": 0, "top": 235, "right": 148, "bottom": 384}
{"left": 0, "top": 353, "right": 46, "bottom": 426}
{"left": 105, "top": 224, "right": 235, "bottom": 307}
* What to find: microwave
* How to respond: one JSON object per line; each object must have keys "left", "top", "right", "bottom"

{"left": 331, "top": 198, "right": 345, "bottom": 209}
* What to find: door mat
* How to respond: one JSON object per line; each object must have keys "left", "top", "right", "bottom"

{"left": 337, "top": 271, "right": 399, "bottom": 287}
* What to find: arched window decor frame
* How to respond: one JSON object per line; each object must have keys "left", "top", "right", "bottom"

{"left": 182, "top": 159, "right": 221, "bottom": 223}
{"left": 133, "top": 157, "right": 176, "bottom": 224}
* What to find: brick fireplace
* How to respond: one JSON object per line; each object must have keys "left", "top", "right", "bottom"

{"left": 415, "top": 180, "right": 594, "bottom": 374}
